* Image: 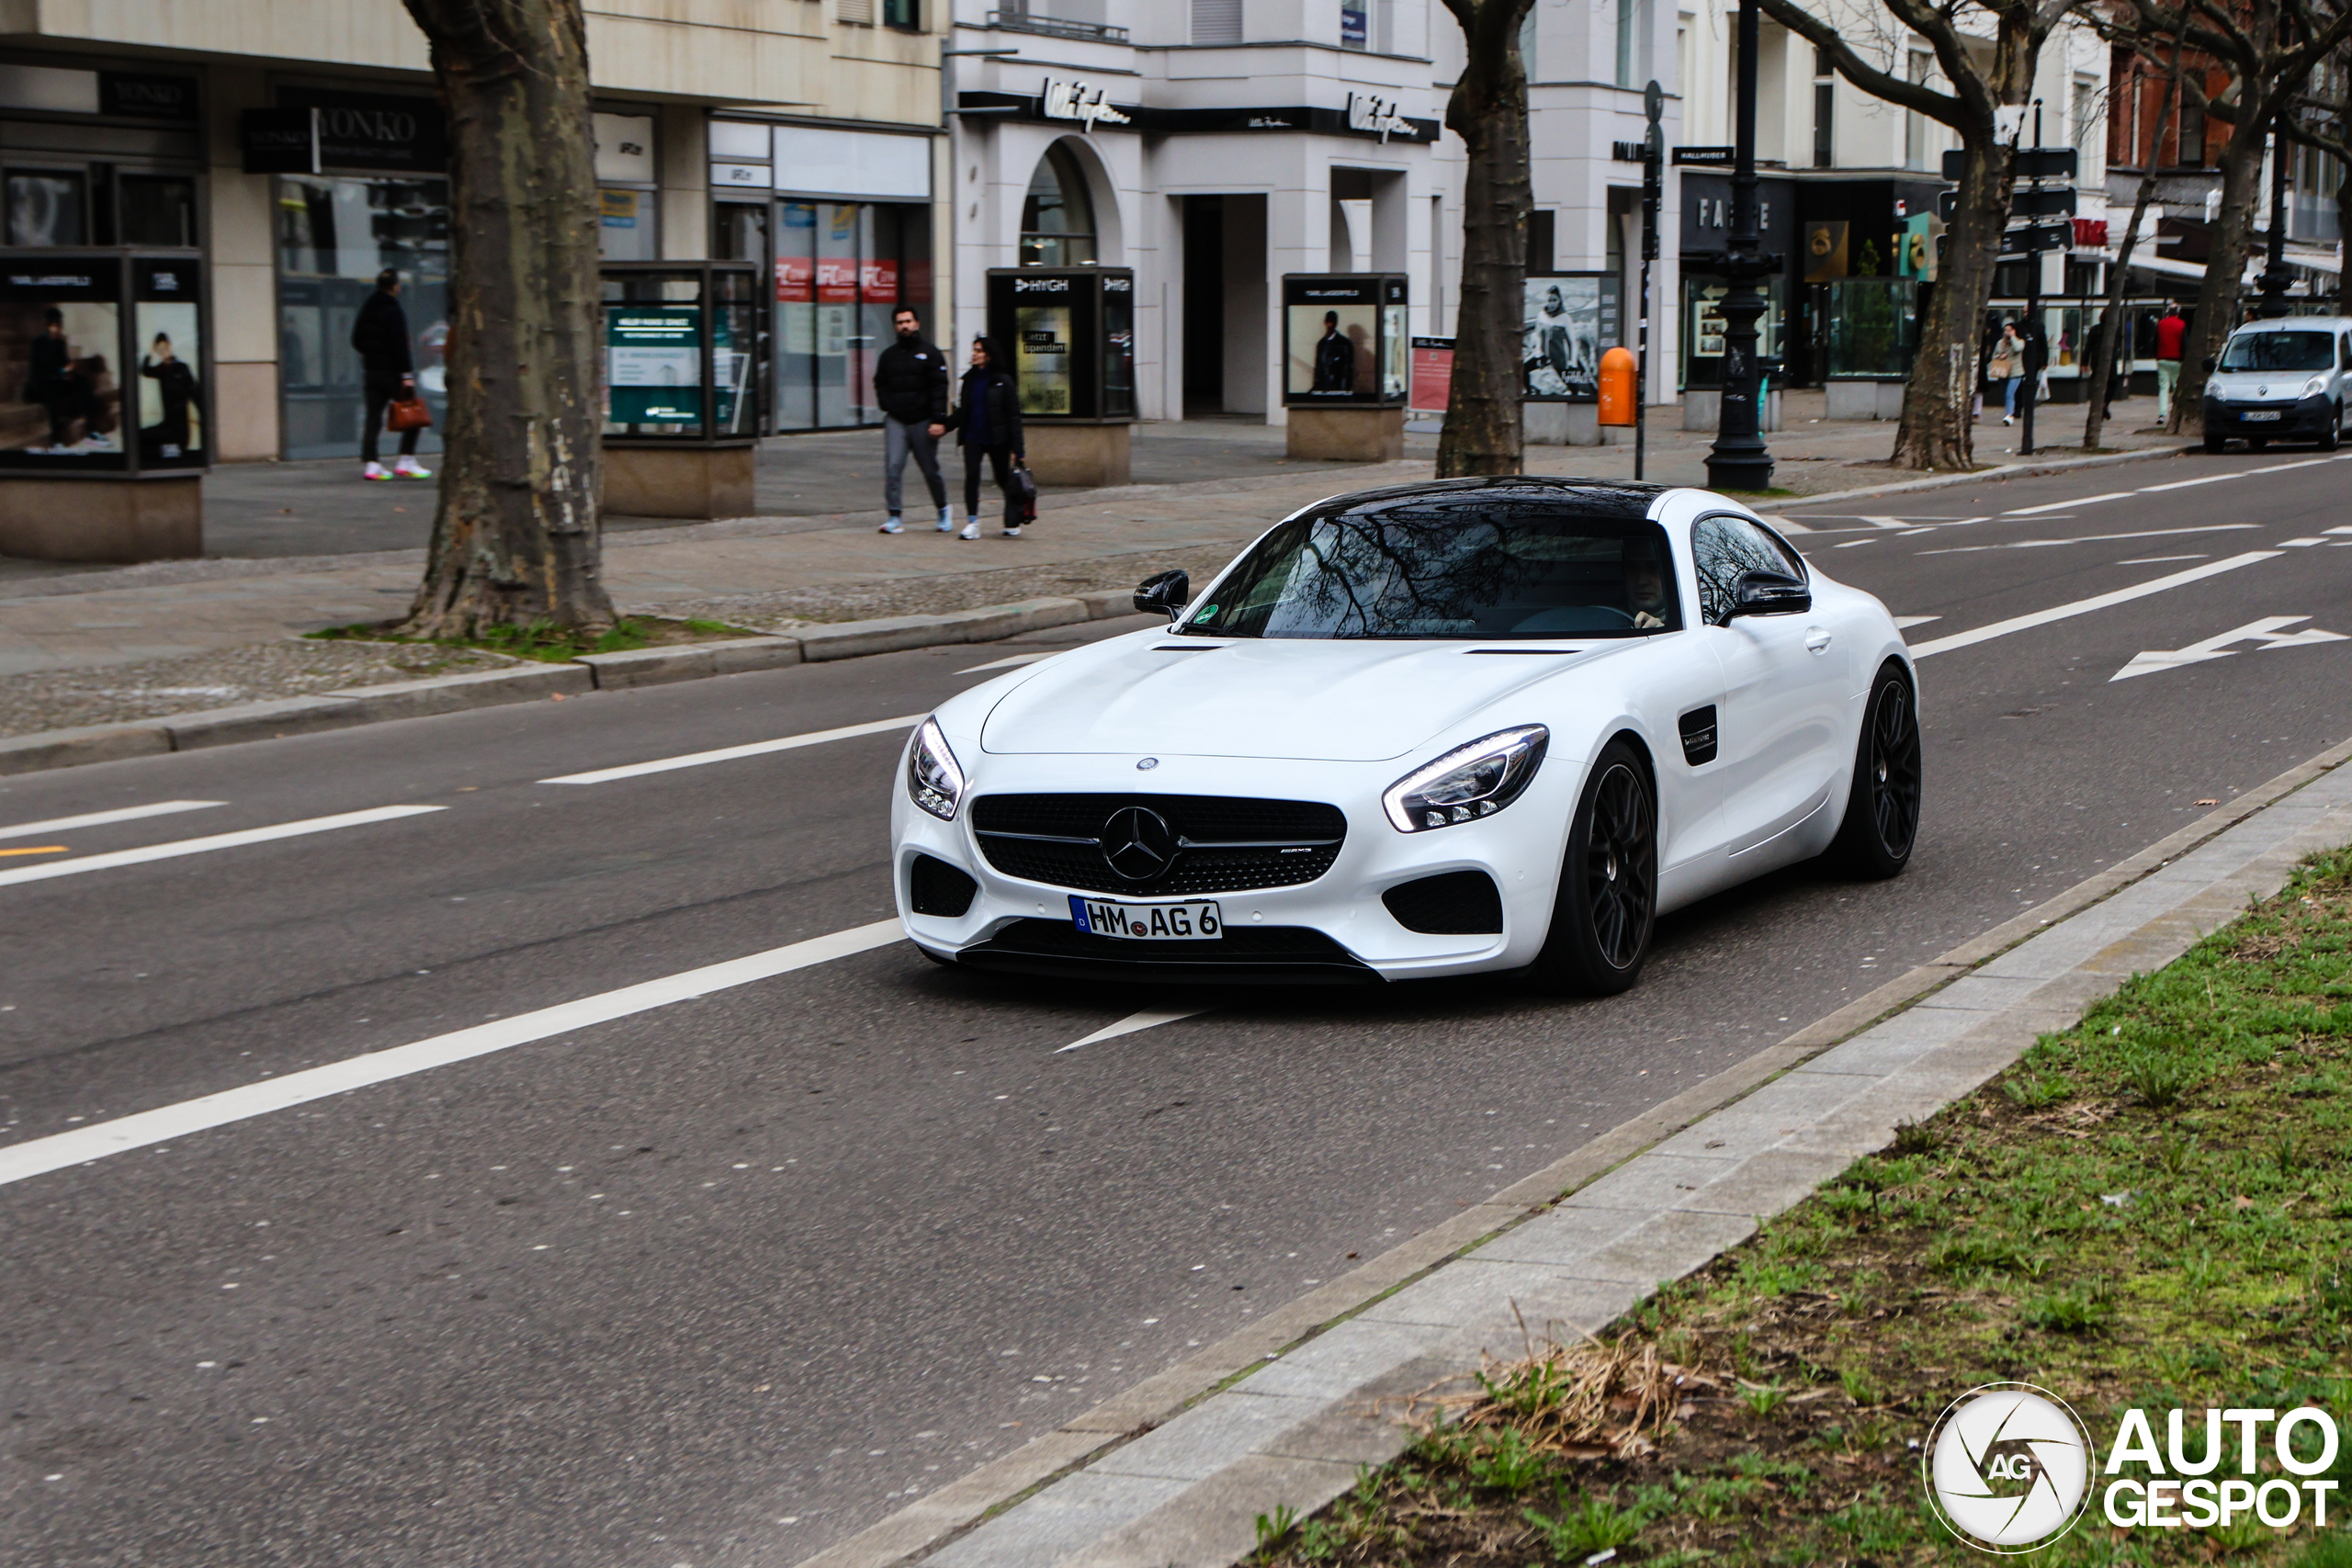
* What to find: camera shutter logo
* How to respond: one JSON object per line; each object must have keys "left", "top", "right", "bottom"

{"left": 1924, "top": 1382, "right": 2093, "bottom": 1552}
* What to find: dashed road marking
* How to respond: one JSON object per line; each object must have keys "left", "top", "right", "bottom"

{"left": 0, "top": 806, "right": 445, "bottom": 891}
{"left": 0, "top": 800, "right": 225, "bottom": 842}
{"left": 540, "top": 715, "right": 924, "bottom": 784}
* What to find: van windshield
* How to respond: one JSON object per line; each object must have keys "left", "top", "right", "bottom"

{"left": 2218, "top": 332, "right": 2335, "bottom": 373}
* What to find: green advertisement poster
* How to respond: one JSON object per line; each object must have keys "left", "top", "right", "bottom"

{"left": 607, "top": 305, "right": 701, "bottom": 425}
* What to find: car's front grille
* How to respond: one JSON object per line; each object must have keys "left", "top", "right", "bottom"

{"left": 969, "top": 794, "right": 1347, "bottom": 897}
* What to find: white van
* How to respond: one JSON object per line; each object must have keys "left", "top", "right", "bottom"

{"left": 2201, "top": 316, "right": 2352, "bottom": 452}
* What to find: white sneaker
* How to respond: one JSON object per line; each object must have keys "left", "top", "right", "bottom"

{"left": 935, "top": 508, "right": 956, "bottom": 533}
{"left": 362, "top": 461, "right": 391, "bottom": 481}
{"left": 958, "top": 520, "right": 980, "bottom": 540}
{"left": 878, "top": 515, "right": 904, "bottom": 534}
{"left": 2001, "top": 415, "right": 2014, "bottom": 426}
{"left": 393, "top": 457, "right": 433, "bottom": 479}
{"left": 1001, "top": 525, "right": 1023, "bottom": 538}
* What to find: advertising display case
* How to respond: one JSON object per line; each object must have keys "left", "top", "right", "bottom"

{"left": 1521, "top": 273, "right": 1623, "bottom": 402}
{"left": 0, "top": 248, "right": 208, "bottom": 562}
{"left": 984, "top": 266, "right": 1135, "bottom": 486}
{"left": 1281, "top": 274, "right": 1408, "bottom": 408}
{"left": 600, "top": 260, "right": 763, "bottom": 518}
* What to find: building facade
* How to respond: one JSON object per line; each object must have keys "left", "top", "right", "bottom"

{"left": 0, "top": 1, "right": 947, "bottom": 461}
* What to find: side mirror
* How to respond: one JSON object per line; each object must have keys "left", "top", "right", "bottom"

{"left": 1135, "top": 569, "right": 1191, "bottom": 624}
{"left": 2202, "top": 355, "right": 2217, "bottom": 373}
{"left": 1716, "top": 569, "right": 1811, "bottom": 626}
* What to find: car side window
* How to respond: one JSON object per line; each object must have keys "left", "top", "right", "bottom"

{"left": 2341, "top": 331, "right": 2351, "bottom": 368}
{"left": 1691, "top": 513, "right": 1801, "bottom": 626}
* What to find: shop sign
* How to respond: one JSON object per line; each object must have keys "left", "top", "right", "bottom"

{"left": 245, "top": 90, "right": 448, "bottom": 175}
{"left": 860, "top": 258, "right": 899, "bottom": 302}
{"left": 1345, "top": 93, "right": 1412, "bottom": 143}
{"left": 815, "top": 258, "right": 858, "bottom": 304}
{"left": 100, "top": 72, "right": 198, "bottom": 121}
{"left": 1041, "top": 78, "right": 1131, "bottom": 132}
{"left": 774, "top": 256, "right": 812, "bottom": 303}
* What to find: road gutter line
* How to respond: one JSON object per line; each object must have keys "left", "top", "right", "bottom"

{"left": 0, "top": 805, "right": 446, "bottom": 890}
{"left": 0, "top": 920, "right": 903, "bottom": 1188}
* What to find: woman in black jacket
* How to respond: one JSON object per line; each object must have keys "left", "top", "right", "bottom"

{"left": 938, "top": 337, "right": 1025, "bottom": 539}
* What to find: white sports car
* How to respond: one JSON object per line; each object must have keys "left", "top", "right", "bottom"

{"left": 890, "top": 477, "right": 1920, "bottom": 992}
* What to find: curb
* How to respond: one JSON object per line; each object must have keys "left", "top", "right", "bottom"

{"left": 790, "top": 731, "right": 2352, "bottom": 1568}
{"left": 0, "top": 590, "right": 1140, "bottom": 778}
{"left": 1758, "top": 440, "right": 2193, "bottom": 517}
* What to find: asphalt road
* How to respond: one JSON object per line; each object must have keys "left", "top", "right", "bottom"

{"left": 4, "top": 446, "right": 2351, "bottom": 1567}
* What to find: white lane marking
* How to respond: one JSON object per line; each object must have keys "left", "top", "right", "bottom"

{"left": 1055, "top": 1008, "right": 1217, "bottom": 1054}
{"left": 2325, "top": 525, "right": 2352, "bottom": 536}
{"left": 1834, "top": 538, "right": 1877, "bottom": 548}
{"left": 2005, "top": 491, "right": 2135, "bottom": 516}
{"left": 2137, "top": 471, "right": 2246, "bottom": 493}
{"left": 1909, "top": 552, "right": 2282, "bottom": 660}
{"left": 958, "top": 651, "right": 1059, "bottom": 675}
{"left": 2281, "top": 537, "right": 2327, "bottom": 547}
{"left": 0, "top": 800, "right": 225, "bottom": 842}
{"left": 1857, "top": 515, "right": 1917, "bottom": 530}
{"left": 539, "top": 715, "right": 923, "bottom": 784}
{"left": 1917, "top": 523, "right": 2257, "bottom": 556}
{"left": 2117, "top": 555, "right": 2210, "bottom": 565}
{"left": 0, "top": 919, "right": 905, "bottom": 1190}
{"left": 0, "top": 806, "right": 445, "bottom": 890}
{"left": 1893, "top": 615, "right": 1941, "bottom": 629}
{"left": 2111, "top": 615, "right": 2348, "bottom": 682}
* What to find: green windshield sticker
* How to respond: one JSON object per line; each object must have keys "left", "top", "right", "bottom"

{"left": 1193, "top": 604, "right": 1218, "bottom": 622}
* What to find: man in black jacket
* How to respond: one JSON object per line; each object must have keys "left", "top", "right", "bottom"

{"left": 350, "top": 268, "right": 429, "bottom": 480}
{"left": 1310, "top": 310, "right": 1356, "bottom": 393}
{"left": 872, "top": 306, "right": 951, "bottom": 534}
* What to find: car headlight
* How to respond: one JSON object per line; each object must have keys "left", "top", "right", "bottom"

{"left": 2302, "top": 375, "right": 2330, "bottom": 399}
{"left": 1383, "top": 726, "right": 1548, "bottom": 832}
{"left": 906, "top": 716, "right": 966, "bottom": 821}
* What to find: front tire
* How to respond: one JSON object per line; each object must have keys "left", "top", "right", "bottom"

{"left": 1829, "top": 662, "right": 1923, "bottom": 878}
{"left": 2321, "top": 404, "right": 2342, "bottom": 452}
{"left": 1530, "top": 741, "right": 1657, "bottom": 995}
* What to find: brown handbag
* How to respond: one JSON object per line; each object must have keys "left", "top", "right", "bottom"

{"left": 386, "top": 394, "right": 433, "bottom": 433}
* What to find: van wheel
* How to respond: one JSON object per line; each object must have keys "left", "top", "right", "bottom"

{"left": 2322, "top": 405, "right": 2342, "bottom": 452}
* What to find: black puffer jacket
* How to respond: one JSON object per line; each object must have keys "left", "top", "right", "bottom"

{"left": 350, "top": 289, "right": 413, "bottom": 377}
{"left": 944, "top": 361, "right": 1023, "bottom": 453}
{"left": 872, "top": 335, "right": 950, "bottom": 424}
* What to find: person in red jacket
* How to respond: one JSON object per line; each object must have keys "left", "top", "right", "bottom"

{"left": 2154, "top": 307, "right": 2187, "bottom": 424}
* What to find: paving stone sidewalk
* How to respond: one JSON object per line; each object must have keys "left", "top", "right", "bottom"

{"left": 794, "top": 740, "right": 2352, "bottom": 1568}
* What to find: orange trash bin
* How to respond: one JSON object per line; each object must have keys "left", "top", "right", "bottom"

{"left": 1598, "top": 345, "right": 1636, "bottom": 426}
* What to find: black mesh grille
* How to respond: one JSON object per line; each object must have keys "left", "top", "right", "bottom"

{"left": 970, "top": 794, "right": 1347, "bottom": 896}
{"left": 1381, "top": 870, "right": 1504, "bottom": 934}
{"left": 908, "top": 853, "right": 978, "bottom": 918}
{"left": 956, "top": 919, "right": 1377, "bottom": 985}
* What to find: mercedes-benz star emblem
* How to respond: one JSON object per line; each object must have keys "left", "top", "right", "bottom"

{"left": 1101, "top": 806, "right": 1177, "bottom": 881}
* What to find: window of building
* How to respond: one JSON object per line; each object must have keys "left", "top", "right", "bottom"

{"left": 6, "top": 170, "right": 87, "bottom": 246}
{"left": 1192, "top": 0, "right": 1242, "bottom": 45}
{"left": 1341, "top": 0, "right": 1368, "bottom": 50}
{"left": 1020, "top": 142, "right": 1097, "bottom": 267}
{"left": 883, "top": 0, "right": 920, "bottom": 29}
{"left": 2071, "top": 74, "right": 2097, "bottom": 152}
{"left": 1521, "top": 7, "right": 1537, "bottom": 77}
{"left": 1616, "top": 0, "right": 1644, "bottom": 89}
{"left": 118, "top": 175, "right": 197, "bottom": 246}
{"left": 275, "top": 174, "right": 451, "bottom": 459}
{"left": 2177, "top": 88, "right": 2204, "bottom": 167}
{"left": 1904, "top": 51, "right": 1932, "bottom": 170}
{"left": 1812, "top": 49, "right": 1835, "bottom": 168}
{"left": 593, "top": 110, "right": 658, "bottom": 261}
{"left": 772, "top": 197, "right": 930, "bottom": 430}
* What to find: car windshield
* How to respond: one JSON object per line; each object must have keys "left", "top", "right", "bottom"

{"left": 2218, "top": 331, "right": 2335, "bottom": 373}
{"left": 1182, "top": 502, "right": 1680, "bottom": 639}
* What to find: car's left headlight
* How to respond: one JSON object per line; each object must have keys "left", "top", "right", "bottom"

{"left": 1383, "top": 725, "right": 1548, "bottom": 832}
{"left": 907, "top": 716, "right": 967, "bottom": 821}
{"left": 2302, "top": 375, "right": 2331, "bottom": 398}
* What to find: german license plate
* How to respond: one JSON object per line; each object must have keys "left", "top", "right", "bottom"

{"left": 2245, "top": 411, "right": 2282, "bottom": 422}
{"left": 1070, "top": 895, "right": 1223, "bottom": 941}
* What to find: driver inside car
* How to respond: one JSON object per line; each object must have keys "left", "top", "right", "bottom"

{"left": 1623, "top": 541, "right": 1668, "bottom": 630}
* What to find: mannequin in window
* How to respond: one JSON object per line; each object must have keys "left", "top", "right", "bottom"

{"left": 1311, "top": 310, "right": 1356, "bottom": 393}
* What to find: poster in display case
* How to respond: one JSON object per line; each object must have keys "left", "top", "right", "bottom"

{"left": 1281, "top": 274, "right": 1408, "bottom": 406}
{"left": 984, "top": 267, "right": 1136, "bottom": 423}
{"left": 0, "top": 250, "right": 209, "bottom": 474}
{"left": 599, "top": 260, "right": 763, "bottom": 443}
{"left": 1521, "top": 274, "right": 1621, "bottom": 401}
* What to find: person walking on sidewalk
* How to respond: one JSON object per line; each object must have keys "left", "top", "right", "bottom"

{"left": 873, "top": 306, "right": 952, "bottom": 535}
{"left": 2154, "top": 306, "right": 2187, "bottom": 424}
{"left": 1990, "top": 321, "right": 2026, "bottom": 425}
{"left": 351, "top": 268, "right": 430, "bottom": 481}
{"left": 939, "top": 337, "right": 1025, "bottom": 540}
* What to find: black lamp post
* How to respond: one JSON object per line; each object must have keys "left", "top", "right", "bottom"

{"left": 1704, "top": 0, "right": 1778, "bottom": 491}
{"left": 2256, "top": 118, "right": 2294, "bottom": 319}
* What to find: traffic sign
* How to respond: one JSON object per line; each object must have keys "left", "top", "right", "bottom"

{"left": 1940, "top": 146, "right": 2078, "bottom": 183}
{"left": 1937, "top": 186, "right": 2075, "bottom": 221}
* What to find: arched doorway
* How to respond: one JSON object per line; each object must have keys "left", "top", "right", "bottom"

{"left": 1020, "top": 141, "right": 1096, "bottom": 266}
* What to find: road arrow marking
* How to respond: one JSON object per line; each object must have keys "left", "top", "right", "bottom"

{"left": 1910, "top": 551, "right": 2280, "bottom": 660}
{"left": 2110, "top": 615, "right": 2348, "bottom": 682}
{"left": 1056, "top": 1008, "right": 1216, "bottom": 1054}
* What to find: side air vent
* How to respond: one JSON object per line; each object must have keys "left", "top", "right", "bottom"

{"left": 1678, "top": 705, "right": 1719, "bottom": 767}
{"left": 908, "top": 853, "right": 978, "bottom": 918}
{"left": 1382, "top": 870, "right": 1504, "bottom": 934}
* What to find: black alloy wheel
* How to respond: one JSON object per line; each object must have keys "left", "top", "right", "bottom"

{"left": 1531, "top": 739, "right": 1657, "bottom": 995}
{"left": 1830, "top": 662, "right": 1923, "bottom": 878}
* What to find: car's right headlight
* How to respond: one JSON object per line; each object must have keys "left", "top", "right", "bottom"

{"left": 1383, "top": 726, "right": 1548, "bottom": 832}
{"left": 2302, "top": 374, "right": 2330, "bottom": 399}
{"left": 906, "top": 716, "right": 966, "bottom": 821}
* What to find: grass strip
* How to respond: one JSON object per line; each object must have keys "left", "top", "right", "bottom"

{"left": 307, "top": 615, "right": 760, "bottom": 663}
{"left": 1253, "top": 847, "right": 2352, "bottom": 1567}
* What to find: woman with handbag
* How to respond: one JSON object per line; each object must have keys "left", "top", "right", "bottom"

{"left": 351, "top": 268, "right": 433, "bottom": 480}
{"left": 938, "top": 337, "right": 1026, "bottom": 539}
{"left": 1988, "top": 321, "right": 2025, "bottom": 427}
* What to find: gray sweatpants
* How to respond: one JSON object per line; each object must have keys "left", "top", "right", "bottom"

{"left": 883, "top": 415, "right": 947, "bottom": 513}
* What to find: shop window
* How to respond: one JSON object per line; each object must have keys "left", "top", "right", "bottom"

{"left": 119, "top": 175, "right": 198, "bottom": 247}
{"left": 275, "top": 174, "right": 450, "bottom": 459}
{"left": 1812, "top": 51, "right": 1835, "bottom": 169}
{"left": 1020, "top": 142, "right": 1097, "bottom": 267}
{"left": 772, "top": 197, "right": 931, "bottom": 431}
{"left": 598, "top": 188, "right": 656, "bottom": 261}
{"left": 6, "top": 171, "right": 87, "bottom": 246}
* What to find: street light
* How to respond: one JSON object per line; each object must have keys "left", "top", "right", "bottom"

{"left": 2256, "top": 117, "right": 2294, "bottom": 319}
{"left": 1704, "top": 0, "right": 1777, "bottom": 492}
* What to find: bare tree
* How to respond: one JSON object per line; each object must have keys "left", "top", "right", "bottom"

{"left": 1760, "top": 0, "right": 2087, "bottom": 472}
{"left": 399, "top": 0, "right": 615, "bottom": 637}
{"left": 2280, "top": 48, "right": 2352, "bottom": 278}
{"left": 2085, "top": 38, "right": 2186, "bottom": 447}
{"left": 1438, "top": 0, "right": 1540, "bottom": 478}
{"left": 2111, "top": 0, "right": 2352, "bottom": 429}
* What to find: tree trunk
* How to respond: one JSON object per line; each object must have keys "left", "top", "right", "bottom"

{"left": 399, "top": 0, "right": 614, "bottom": 637}
{"left": 1437, "top": 0, "right": 1534, "bottom": 478}
{"left": 1891, "top": 135, "right": 2017, "bottom": 470}
{"left": 2172, "top": 118, "right": 2269, "bottom": 431}
{"left": 2085, "top": 65, "right": 2179, "bottom": 449}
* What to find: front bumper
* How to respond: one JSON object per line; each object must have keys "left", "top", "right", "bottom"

{"left": 2204, "top": 392, "right": 2334, "bottom": 438}
{"left": 888, "top": 749, "right": 1582, "bottom": 984}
